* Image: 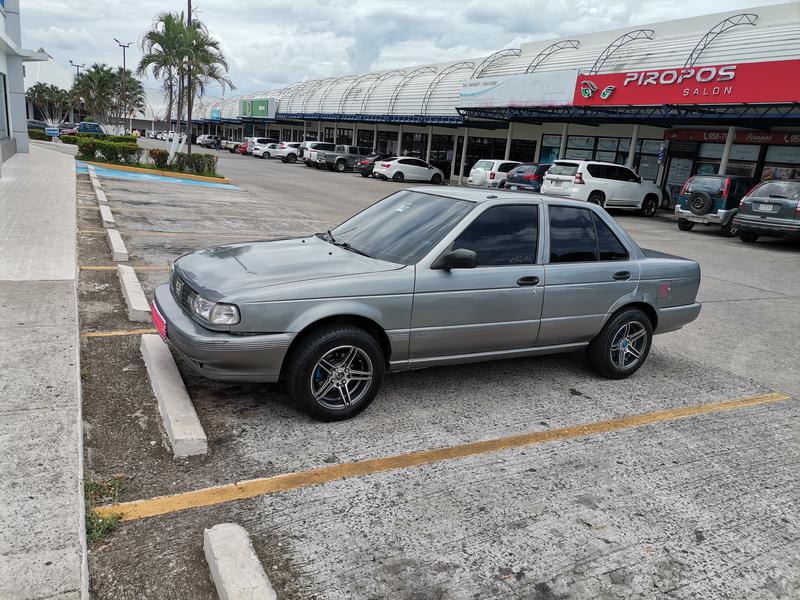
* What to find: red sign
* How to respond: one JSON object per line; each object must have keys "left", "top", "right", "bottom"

{"left": 665, "top": 129, "right": 800, "bottom": 145}
{"left": 572, "top": 59, "right": 800, "bottom": 107}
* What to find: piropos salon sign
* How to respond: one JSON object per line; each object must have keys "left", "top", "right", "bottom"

{"left": 573, "top": 59, "right": 800, "bottom": 106}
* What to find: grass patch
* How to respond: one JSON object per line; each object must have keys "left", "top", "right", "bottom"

{"left": 84, "top": 474, "right": 125, "bottom": 543}
{"left": 77, "top": 155, "right": 225, "bottom": 179}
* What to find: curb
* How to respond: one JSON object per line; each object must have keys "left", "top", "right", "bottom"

{"left": 204, "top": 523, "right": 276, "bottom": 600}
{"left": 99, "top": 204, "right": 116, "bottom": 228}
{"left": 95, "top": 188, "right": 107, "bottom": 205}
{"left": 140, "top": 334, "right": 207, "bottom": 457}
{"left": 117, "top": 265, "right": 151, "bottom": 322}
{"left": 82, "top": 160, "right": 232, "bottom": 184}
{"left": 107, "top": 229, "right": 128, "bottom": 261}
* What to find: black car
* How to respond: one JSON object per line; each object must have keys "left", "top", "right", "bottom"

{"left": 354, "top": 152, "right": 393, "bottom": 178}
{"left": 734, "top": 180, "right": 800, "bottom": 242}
{"left": 27, "top": 119, "right": 47, "bottom": 130}
{"left": 499, "top": 163, "right": 551, "bottom": 193}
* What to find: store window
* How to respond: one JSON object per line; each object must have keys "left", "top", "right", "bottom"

{"left": 376, "top": 130, "right": 398, "bottom": 154}
{"left": 357, "top": 129, "right": 375, "bottom": 148}
{"left": 401, "top": 132, "right": 428, "bottom": 157}
{"left": 762, "top": 145, "right": 800, "bottom": 181}
{"left": 539, "top": 134, "right": 562, "bottom": 164}
{"left": 0, "top": 74, "right": 8, "bottom": 140}
{"left": 509, "top": 139, "right": 537, "bottom": 163}
{"left": 324, "top": 127, "right": 335, "bottom": 143}
{"left": 696, "top": 143, "right": 760, "bottom": 177}
{"left": 337, "top": 128, "right": 353, "bottom": 145}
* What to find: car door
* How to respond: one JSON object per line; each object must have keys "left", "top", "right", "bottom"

{"left": 614, "top": 166, "right": 643, "bottom": 205}
{"left": 586, "top": 164, "right": 617, "bottom": 200}
{"left": 410, "top": 204, "right": 544, "bottom": 359}
{"left": 410, "top": 158, "right": 433, "bottom": 180}
{"left": 539, "top": 204, "right": 639, "bottom": 346}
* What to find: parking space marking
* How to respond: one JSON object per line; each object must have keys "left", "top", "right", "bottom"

{"left": 95, "top": 391, "right": 791, "bottom": 522}
{"left": 79, "top": 229, "right": 107, "bottom": 235}
{"left": 81, "top": 328, "right": 157, "bottom": 338}
{"left": 80, "top": 265, "right": 170, "bottom": 271}
{"left": 103, "top": 229, "right": 312, "bottom": 239}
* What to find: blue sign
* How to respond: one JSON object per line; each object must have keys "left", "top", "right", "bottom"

{"left": 45, "top": 127, "right": 60, "bottom": 137}
{"left": 210, "top": 108, "right": 221, "bottom": 121}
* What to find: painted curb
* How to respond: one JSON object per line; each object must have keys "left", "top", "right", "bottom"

{"left": 117, "top": 265, "right": 151, "bottom": 322}
{"left": 140, "top": 335, "right": 207, "bottom": 457}
{"left": 106, "top": 229, "right": 128, "bottom": 261}
{"left": 204, "top": 523, "right": 276, "bottom": 600}
{"left": 83, "top": 160, "right": 231, "bottom": 184}
{"left": 95, "top": 188, "right": 107, "bottom": 205}
{"left": 99, "top": 204, "right": 115, "bottom": 228}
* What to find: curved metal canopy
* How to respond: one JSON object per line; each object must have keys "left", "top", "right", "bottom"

{"left": 684, "top": 14, "right": 757, "bottom": 67}
{"left": 524, "top": 40, "right": 580, "bottom": 73}
{"left": 471, "top": 48, "right": 521, "bottom": 78}
{"left": 388, "top": 66, "right": 437, "bottom": 114}
{"left": 316, "top": 75, "right": 358, "bottom": 113}
{"left": 360, "top": 69, "right": 406, "bottom": 113}
{"left": 588, "top": 29, "right": 655, "bottom": 74}
{"left": 421, "top": 61, "right": 474, "bottom": 115}
{"left": 338, "top": 73, "right": 380, "bottom": 112}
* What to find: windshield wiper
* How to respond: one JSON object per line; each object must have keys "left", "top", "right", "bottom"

{"left": 336, "top": 242, "right": 373, "bottom": 258}
{"left": 768, "top": 194, "right": 789, "bottom": 199}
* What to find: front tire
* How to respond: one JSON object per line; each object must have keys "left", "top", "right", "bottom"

{"left": 587, "top": 308, "right": 653, "bottom": 379}
{"left": 431, "top": 173, "right": 442, "bottom": 185}
{"left": 677, "top": 219, "right": 695, "bottom": 231}
{"left": 286, "top": 325, "right": 385, "bottom": 421}
{"left": 335, "top": 160, "right": 346, "bottom": 173}
{"left": 739, "top": 231, "right": 759, "bottom": 243}
{"left": 640, "top": 195, "right": 659, "bottom": 217}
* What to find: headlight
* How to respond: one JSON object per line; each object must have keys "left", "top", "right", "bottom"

{"left": 191, "top": 294, "right": 240, "bottom": 325}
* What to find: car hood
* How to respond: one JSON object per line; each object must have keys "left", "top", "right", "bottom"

{"left": 174, "top": 235, "right": 402, "bottom": 299}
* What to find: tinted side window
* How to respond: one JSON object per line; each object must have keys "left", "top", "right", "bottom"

{"left": 619, "top": 167, "right": 639, "bottom": 182}
{"left": 412, "top": 159, "right": 429, "bottom": 168}
{"left": 549, "top": 206, "right": 597, "bottom": 263}
{"left": 452, "top": 205, "right": 539, "bottom": 266}
{"left": 359, "top": 147, "right": 373, "bottom": 155}
{"left": 348, "top": 146, "right": 358, "bottom": 154}
{"left": 498, "top": 162, "right": 517, "bottom": 173}
{"left": 587, "top": 164, "right": 607, "bottom": 179}
{"left": 398, "top": 158, "right": 414, "bottom": 165}
{"left": 593, "top": 213, "right": 628, "bottom": 260}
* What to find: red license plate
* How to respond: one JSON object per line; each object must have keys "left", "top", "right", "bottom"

{"left": 151, "top": 301, "right": 168, "bottom": 340}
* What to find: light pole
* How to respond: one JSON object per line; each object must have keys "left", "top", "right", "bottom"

{"left": 69, "top": 60, "right": 84, "bottom": 77}
{"left": 114, "top": 38, "right": 133, "bottom": 133}
{"left": 186, "top": 0, "right": 193, "bottom": 157}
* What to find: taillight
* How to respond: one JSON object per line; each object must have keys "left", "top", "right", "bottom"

{"left": 523, "top": 173, "right": 541, "bottom": 181}
{"left": 359, "top": 160, "right": 368, "bottom": 165}
{"left": 489, "top": 172, "right": 496, "bottom": 180}
{"left": 721, "top": 178, "right": 730, "bottom": 199}
{"left": 380, "top": 163, "right": 391, "bottom": 168}
{"left": 574, "top": 172, "right": 585, "bottom": 185}
{"left": 679, "top": 177, "right": 693, "bottom": 195}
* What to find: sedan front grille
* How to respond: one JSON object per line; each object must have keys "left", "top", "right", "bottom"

{"left": 171, "top": 274, "right": 198, "bottom": 314}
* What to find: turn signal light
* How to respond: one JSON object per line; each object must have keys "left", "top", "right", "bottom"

{"left": 489, "top": 172, "right": 496, "bottom": 180}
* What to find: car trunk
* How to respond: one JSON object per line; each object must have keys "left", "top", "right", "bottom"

{"left": 544, "top": 161, "right": 579, "bottom": 196}
{"left": 740, "top": 182, "right": 800, "bottom": 220}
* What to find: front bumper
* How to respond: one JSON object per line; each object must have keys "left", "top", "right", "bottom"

{"left": 675, "top": 205, "right": 735, "bottom": 225}
{"left": 153, "top": 284, "right": 294, "bottom": 382}
{"left": 733, "top": 215, "right": 800, "bottom": 239}
{"left": 655, "top": 302, "right": 702, "bottom": 334}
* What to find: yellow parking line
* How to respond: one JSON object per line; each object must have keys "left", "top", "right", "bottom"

{"left": 94, "top": 391, "right": 791, "bottom": 522}
{"left": 80, "top": 265, "right": 170, "bottom": 271}
{"left": 81, "top": 328, "right": 156, "bottom": 338}
{"left": 78, "top": 229, "right": 107, "bottom": 235}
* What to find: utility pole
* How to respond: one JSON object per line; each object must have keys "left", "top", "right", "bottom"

{"left": 114, "top": 39, "right": 132, "bottom": 133}
{"left": 186, "top": 0, "right": 193, "bottom": 157}
{"left": 69, "top": 60, "right": 84, "bottom": 77}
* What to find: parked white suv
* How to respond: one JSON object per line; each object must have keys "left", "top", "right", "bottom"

{"left": 541, "top": 160, "right": 661, "bottom": 216}
{"left": 272, "top": 142, "right": 303, "bottom": 163}
{"left": 467, "top": 159, "right": 521, "bottom": 188}
{"left": 303, "top": 142, "right": 336, "bottom": 167}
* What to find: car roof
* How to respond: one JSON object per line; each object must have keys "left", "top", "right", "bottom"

{"left": 407, "top": 186, "right": 603, "bottom": 206}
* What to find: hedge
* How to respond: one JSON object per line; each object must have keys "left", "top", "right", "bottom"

{"left": 148, "top": 148, "right": 169, "bottom": 169}
{"left": 61, "top": 135, "right": 79, "bottom": 145}
{"left": 78, "top": 139, "right": 141, "bottom": 164}
{"left": 28, "top": 128, "right": 49, "bottom": 141}
{"left": 75, "top": 132, "right": 137, "bottom": 143}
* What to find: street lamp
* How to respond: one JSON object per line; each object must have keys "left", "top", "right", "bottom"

{"left": 114, "top": 38, "right": 133, "bottom": 133}
{"left": 68, "top": 60, "right": 85, "bottom": 77}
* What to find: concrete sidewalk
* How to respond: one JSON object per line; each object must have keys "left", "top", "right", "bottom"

{"left": 0, "top": 146, "right": 86, "bottom": 599}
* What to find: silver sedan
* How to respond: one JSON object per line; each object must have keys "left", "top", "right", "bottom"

{"left": 153, "top": 188, "right": 701, "bottom": 420}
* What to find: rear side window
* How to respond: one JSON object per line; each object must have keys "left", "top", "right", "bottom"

{"left": 453, "top": 205, "right": 539, "bottom": 266}
{"left": 473, "top": 160, "right": 494, "bottom": 171}
{"left": 687, "top": 176, "right": 724, "bottom": 193}
{"left": 749, "top": 181, "right": 800, "bottom": 199}
{"left": 587, "top": 164, "right": 608, "bottom": 179}
{"left": 549, "top": 206, "right": 597, "bottom": 263}
{"left": 498, "top": 162, "right": 518, "bottom": 173}
{"left": 359, "top": 147, "right": 373, "bottom": 155}
{"left": 348, "top": 146, "right": 358, "bottom": 154}
{"left": 593, "top": 213, "right": 628, "bottom": 260}
{"left": 535, "top": 164, "right": 551, "bottom": 175}
{"left": 398, "top": 158, "right": 414, "bottom": 165}
{"left": 549, "top": 162, "right": 579, "bottom": 176}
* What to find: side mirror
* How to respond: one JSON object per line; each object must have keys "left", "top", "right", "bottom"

{"left": 442, "top": 248, "right": 477, "bottom": 269}
{"left": 428, "top": 165, "right": 433, "bottom": 169}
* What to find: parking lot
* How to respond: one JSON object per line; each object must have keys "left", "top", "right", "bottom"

{"left": 79, "top": 145, "right": 800, "bottom": 599}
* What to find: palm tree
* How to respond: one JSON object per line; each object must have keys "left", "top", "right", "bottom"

{"left": 109, "top": 68, "right": 147, "bottom": 127}
{"left": 71, "top": 64, "right": 116, "bottom": 125}
{"left": 26, "top": 83, "right": 74, "bottom": 125}
{"left": 137, "top": 12, "right": 185, "bottom": 125}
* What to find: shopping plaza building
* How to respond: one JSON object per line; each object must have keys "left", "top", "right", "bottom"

{"left": 192, "top": 3, "right": 799, "bottom": 196}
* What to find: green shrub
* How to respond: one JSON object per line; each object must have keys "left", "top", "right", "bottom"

{"left": 189, "top": 153, "right": 218, "bottom": 175}
{"left": 76, "top": 132, "right": 107, "bottom": 139}
{"left": 175, "top": 152, "right": 190, "bottom": 172}
{"left": 28, "top": 128, "right": 49, "bottom": 141}
{"left": 107, "top": 135, "right": 137, "bottom": 143}
{"left": 61, "top": 135, "right": 79, "bottom": 145}
{"left": 117, "top": 143, "right": 142, "bottom": 164}
{"left": 96, "top": 140, "right": 120, "bottom": 162}
{"left": 77, "top": 138, "right": 98, "bottom": 159}
{"left": 148, "top": 148, "right": 169, "bottom": 169}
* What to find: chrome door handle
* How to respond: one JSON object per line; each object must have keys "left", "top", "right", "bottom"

{"left": 613, "top": 271, "right": 631, "bottom": 281}
{"left": 517, "top": 276, "right": 540, "bottom": 286}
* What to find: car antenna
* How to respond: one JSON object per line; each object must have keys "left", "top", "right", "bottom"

{"left": 327, "top": 229, "right": 336, "bottom": 243}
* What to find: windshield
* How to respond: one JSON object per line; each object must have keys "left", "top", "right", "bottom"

{"left": 328, "top": 191, "right": 474, "bottom": 265}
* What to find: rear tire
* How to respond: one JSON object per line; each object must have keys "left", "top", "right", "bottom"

{"left": 677, "top": 219, "right": 695, "bottom": 231}
{"left": 720, "top": 218, "right": 739, "bottom": 237}
{"left": 392, "top": 171, "right": 404, "bottom": 182}
{"left": 640, "top": 195, "right": 659, "bottom": 217}
{"left": 286, "top": 325, "right": 385, "bottom": 422}
{"left": 588, "top": 192, "right": 605, "bottom": 207}
{"left": 587, "top": 308, "right": 653, "bottom": 379}
{"left": 739, "top": 231, "right": 759, "bottom": 243}
{"left": 287, "top": 153, "right": 297, "bottom": 164}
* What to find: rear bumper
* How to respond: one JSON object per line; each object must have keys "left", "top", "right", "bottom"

{"left": 153, "top": 284, "right": 293, "bottom": 382}
{"left": 733, "top": 215, "right": 800, "bottom": 238}
{"left": 675, "top": 206, "right": 735, "bottom": 225}
{"left": 655, "top": 302, "right": 702, "bottom": 334}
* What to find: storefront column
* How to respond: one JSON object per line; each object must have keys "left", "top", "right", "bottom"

{"left": 397, "top": 125, "right": 403, "bottom": 155}
{"left": 317, "top": 122, "right": 321, "bottom": 140}
{"left": 425, "top": 126, "right": 433, "bottom": 163}
{"left": 302, "top": 121, "right": 307, "bottom": 141}
{"left": 373, "top": 124, "right": 378, "bottom": 152}
{"left": 450, "top": 134, "right": 459, "bottom": 179}
{"left": 626, "top": 124, "right": 640, "bottom": 169}
{"left": 718, "top": 126, "right": 736, "bottom": 175}
{"left": 458, "top": 127, "right": 470, "bottom": 186}
{"left": 353, "top": 123, "right": 358, "bottom": 146}
{"left": 558, "top": 123, "right": 568, "bottom": 159}
{"left": 504, "top": 123, "right": 513, "bottom": 160}
{"left": 533, "top": 132, "right": 543, "bottom": 163}
{"left": 334, "top": 122, "right": 339, "bottom": 144}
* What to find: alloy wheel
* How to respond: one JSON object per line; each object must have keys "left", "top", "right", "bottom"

{"left": 310, "top": 345, "right": 374, "bottom": 410}
{"left": 609, "top": 322, "right": 647, "bottom": 370}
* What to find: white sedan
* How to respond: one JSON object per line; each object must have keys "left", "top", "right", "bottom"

{"left": 372, "top": 157, "right": 444, "bottom": 184}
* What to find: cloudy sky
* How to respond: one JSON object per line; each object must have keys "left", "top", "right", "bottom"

{"left": 21, "top": 0, "right": 780, "bottom": 105}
